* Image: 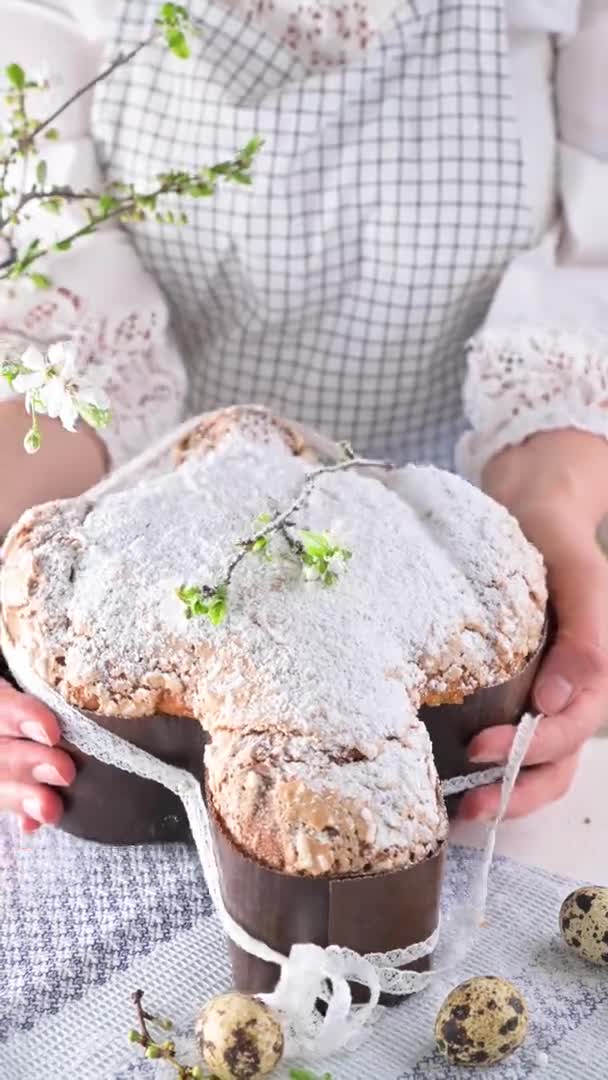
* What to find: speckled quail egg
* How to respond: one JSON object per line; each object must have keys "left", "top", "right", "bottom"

{"left": 559, "top": 886, "right": 608, "bottom": 966}
{"left": 435, "top": 976, "right": 529, "bottom": 1067}
{"left": 195, "top": 992, "right": 284, "bottom": 1080}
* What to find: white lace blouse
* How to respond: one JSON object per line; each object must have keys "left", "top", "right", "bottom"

{"left": 1, "top": 0, "right": 608, "bottom": 481}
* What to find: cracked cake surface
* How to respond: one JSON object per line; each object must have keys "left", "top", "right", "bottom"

{"left": 0, "top": 407, "right": 546, "bottom": 875}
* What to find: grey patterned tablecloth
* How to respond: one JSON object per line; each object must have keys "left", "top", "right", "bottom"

{"left": 1, "top": 815, "right": 607, "bottom": 1080}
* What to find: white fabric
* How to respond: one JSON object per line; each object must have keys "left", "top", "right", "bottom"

{"left": 1, "top": 1, "right": 608, "bottom": 475}
{"left": 2, "top": 832, "right": 606, "bottom": 1079}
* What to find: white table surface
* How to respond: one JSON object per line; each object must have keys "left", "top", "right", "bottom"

{"left": 453, "top": 735, "right": 608, "bottom": 884}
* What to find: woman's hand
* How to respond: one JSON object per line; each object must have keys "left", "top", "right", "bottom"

{"left": 0, "top": 678, "right": 75, "bottom": 831}
{"left": 0, "top": 398, "right": 107, "bottom": 828}
{"left": 459, "top": 429, "right": 608, "bottom": 821}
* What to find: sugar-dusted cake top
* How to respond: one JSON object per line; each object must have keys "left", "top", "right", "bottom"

{"left": 1, "top": 407, "right": 546, "bottom": 874}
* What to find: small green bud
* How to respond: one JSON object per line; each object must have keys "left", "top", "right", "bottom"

{"left": 98, "top": 193, "right": 119, "bottom": 215}
{"left": 127, "top": 1029, "right": 142, "bottom": 1044}
{"left": 166, "top": 28, "right": 190, "bottom": 58}
{"left": 23, "top": 426, "right": 41, "bottom": 454}
{"left": 44, "top": 127, "right": 60, "bottom": 141}
{"left": 5, "top": 63, "right": 25, "bottom": 90}
{"left": 77, "top": 402, "right": 111, "bottom": 431}
{"left": 28, "top": 272, "right": 51, "bottom": 289}
{"left": 145, "top": 1044, "right": 161, "bottom": 1059}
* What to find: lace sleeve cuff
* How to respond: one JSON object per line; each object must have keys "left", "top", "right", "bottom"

{"left": 0, "top": 286, "right": 187, "bottom": 470}
{"left": 455, "top": 327, "right": 608, "bottom": 484}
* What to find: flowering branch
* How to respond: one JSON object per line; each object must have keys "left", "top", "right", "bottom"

{"left": 0, "top": 3, "right": 263, "bottom": 452}
{"left": 1, "top": 4, "right": 194, "bottom": 176}
{"left": 129, "top": 990, "right": 205, "bottom": 1078}
{"left": 177, "top": 451, "right": 395, "bottom": 624}
{"left": 0, "top": 136, "right": 263, "bottom": 283}
{"left": 1, "top": 340, "right": 110, "bottom": 453}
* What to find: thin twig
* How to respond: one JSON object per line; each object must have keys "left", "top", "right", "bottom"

{"left": 27, "top": 34, "right": 156, "bottom": 148}
{"left": 0, "top": 182, "right": 168, "bottom": 277}
{"left": 132, "top": 989, "right": 154, "bottom": 1044}
{"left": 212, "top": 455, "right": 394, "bottom": 593}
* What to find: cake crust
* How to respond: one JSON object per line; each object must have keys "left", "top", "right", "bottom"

{"left": 0, "top": 406, "right": 546, "bottom": 874}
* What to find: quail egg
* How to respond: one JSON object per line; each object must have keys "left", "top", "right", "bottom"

{"left": 559, "top": 886, "right": 608, "bottom": 966}
{"left": 435, "top": 975, "right": 528, "bottom": 1067}
{"left": 195, "top": 992, "right": 284, "bottom": 1080}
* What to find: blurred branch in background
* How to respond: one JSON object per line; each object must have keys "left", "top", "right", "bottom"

{"left": 0, "top": 3, "right": 262, "bottom": 453}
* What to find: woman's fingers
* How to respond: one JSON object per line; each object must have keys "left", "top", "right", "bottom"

{"left": 0, "top": 736, "right": 75, "bottom": 786}
{"left": 468, "top": 688, "right": 606, "bottom": 767}
{"left": 533, "top": 538, "right": 608, "bottom": 717}
{"left": 459, "top": 752, "right": 581, "bottom": 821}
{"left": 0, "top": 679, "right": 61, "bottom": 745}
{"left": 20, "top": 813, "right": 43, "bottom": 833}
{"left": 0, "top": 779, "right": 65, "bottom": 825}
{"left": 0, "top": 681, "right": 70, "bottom": 830}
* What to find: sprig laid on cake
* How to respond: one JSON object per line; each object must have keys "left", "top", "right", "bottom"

{"left": 176, "top": 445, "right": 394, "bottom": 624}
{"left": 0, "top": 3, "right": 262, "bottom": 453}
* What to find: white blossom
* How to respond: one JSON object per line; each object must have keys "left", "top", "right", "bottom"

{"left": 3, "top": 339, "right": 111, "bottom": 449}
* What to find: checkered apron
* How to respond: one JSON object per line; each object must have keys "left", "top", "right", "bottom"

{"left": 92, "top": 0, "right": 531, "bottom": 467}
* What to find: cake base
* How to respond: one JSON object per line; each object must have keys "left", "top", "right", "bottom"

{"left": 210, "top": 807, "right": 445, "bottom": 1006}
{"left": 0, "top": 615, "right": 547, "bottom": 843}
{"left": 58, "top": 713, "right": 206, "bottom": 845}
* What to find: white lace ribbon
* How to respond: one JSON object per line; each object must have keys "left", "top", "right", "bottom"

{"left": 1, "top": 623, "right": 539, "bottom": 1061}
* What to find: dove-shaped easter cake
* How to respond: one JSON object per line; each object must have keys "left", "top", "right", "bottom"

{"left": 1, "top": 406, "right": 546, "bottom": 879}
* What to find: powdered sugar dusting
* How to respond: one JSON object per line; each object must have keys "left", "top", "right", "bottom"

{"left": 1, "top": 414, "right": 546, "bottom": 873}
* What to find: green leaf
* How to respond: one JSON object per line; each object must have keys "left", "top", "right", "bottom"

{"left": 6, "top": 63, "right": 25, "bottom": 90}
{"left": 44, "top": 127, "right": 59, "bottom": 141}
{"left": 77, "top": 403, "right": 111, "bottom": 430}
{"left": 207, "top": 599, "right": 227, "bottom": 626}
{"left": 160, "top": 2, "right": 189, "bottom": 24}
{"left": 42, "top": 197, "right": 63, "bottom": 215}
{"left": 188, "top": 181, "right": 214, "bottom": 197}
{"left": 241, "top": 135, "right": 264, "bottom": 161}
{"left": 29, "top": 272, "right": 51, "bottom": 289}
{"left": 176, "top": 584, "right": 228, "bottom": 624}
{"left": 166, "top": 28, "right": 190, "bottom": 58}
{"left": 54, "top": 238, "right": 72, "bottom": 251}
{"left": 160, "top": 2, "right": 177, "bottom": 24}
{"left": 21, "top": 237, "right": 41, "bottom": 260}
{"left": 289, "top": 1070, "right": 333, "bottom": 1080}
{"left": 35, "top": 159, "right": 47, "bottom": 186}
{"left": 1, "top": 365, "right": 19, "bottom": 387}
{"left": 298, "top": 530, "right": 331, "bottom": 559}
{"left": 98, "top": 193, "right": 119, "bottom": 215}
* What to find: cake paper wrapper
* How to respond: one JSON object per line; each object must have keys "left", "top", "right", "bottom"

{"left": 43, "top": 619, "right": 547, "bottom": 844}
{"left": 210, "top": 805, "right": 446, "bottom": 1005}
{"left": 421, "top": 619, "right": 548, "bottom": 815}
